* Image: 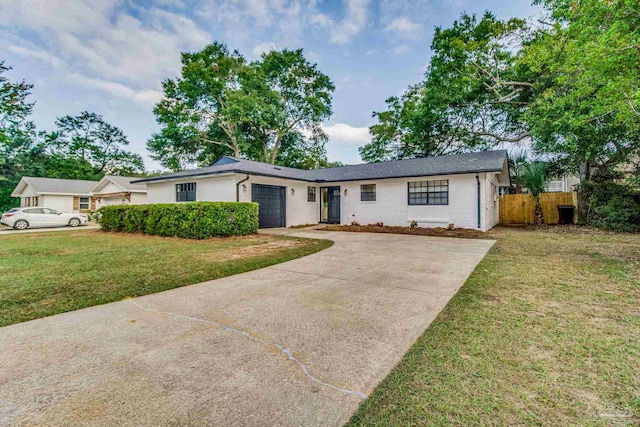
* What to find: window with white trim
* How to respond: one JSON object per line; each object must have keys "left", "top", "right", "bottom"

{"left": 408, "top": 180, "right": 449, "bottom": 205}
{"left": 176, "top": 182, "right": 196, "bottom": 202}
{"left": 79, "top": 197, "right": 90, "bottom": 210}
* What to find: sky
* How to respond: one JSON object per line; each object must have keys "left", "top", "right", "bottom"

{"left": 0, "top": 0, "right": 540, "bottom": 170}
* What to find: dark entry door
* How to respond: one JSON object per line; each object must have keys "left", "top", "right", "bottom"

{"left": 252, "top": 184, "right": 286, "bottom": 228}
{"left": 321, "top": 186, "right": 340, "bottom": 224}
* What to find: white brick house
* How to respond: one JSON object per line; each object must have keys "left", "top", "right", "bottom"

{"left": 135, "top": 150, "right": 510, "bottom": 231}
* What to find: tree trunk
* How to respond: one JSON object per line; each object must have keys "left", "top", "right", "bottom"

{"left": 230, "top": 136, "right": 239, "bottom": 158}
{"left": 577, "top": 161, "right": 592, "bottom": 223}
{"left": 534, "top": 199, "right": 545, "bottom": 226}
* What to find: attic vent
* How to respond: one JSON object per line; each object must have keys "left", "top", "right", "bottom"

{"left": 274, "top": 167, "right": 282, "bottom": 170}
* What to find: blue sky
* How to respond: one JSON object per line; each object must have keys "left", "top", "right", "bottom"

{"left": 0, "top": 0, "right": 539, "bottom": 170}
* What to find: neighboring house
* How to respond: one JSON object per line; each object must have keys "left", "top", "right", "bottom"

{"left": 91, "top": 175, "right": 148, "bottom": 209}
{"left": 11, "top": 177, "right": 98, "bottom": 212}
{"left": 546, "top": 175, "right": 580, "bottom": 192}
{"left": 11, "top": 176, "right": 147, "bottom": 213}
{"left": 134, "top": 150, "right": 510, "bottom": 231}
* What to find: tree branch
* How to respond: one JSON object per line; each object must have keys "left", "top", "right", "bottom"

{"left": 471, "top": 130, "right": 531, "bottom": 142}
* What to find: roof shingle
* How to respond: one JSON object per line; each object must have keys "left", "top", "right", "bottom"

{"left": 133, "top": 150, "right": 508, "bottom": 184}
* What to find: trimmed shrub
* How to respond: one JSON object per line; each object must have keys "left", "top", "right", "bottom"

{"left": 98, "top": 202, "right": 259, "bottom": 239}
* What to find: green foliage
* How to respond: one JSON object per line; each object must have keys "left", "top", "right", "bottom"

{"left": 364, "top": 1, "right": 639, "bottom": 184}
{"left": 98, "top": 202, "right": 259, "bottom": 239}
{"left": 517, "top": 161, "right": 549, "bottom": 200}
{"left": 47, "top": 111, "right": 144, "bottom": 175}
{"left": 0, "top": 62, "right": 147, "bottom": 212}
{"left": 583, "top": 179, "right": 640, "bottom": 232}
{"left": 361, "top": 13, "right": 531, "bottom": 162}
{"left": 148, "top": 43, "right": 335, "bottom": 170}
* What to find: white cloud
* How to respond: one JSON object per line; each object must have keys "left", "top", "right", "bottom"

{"left": 392, "top": 44, "right": 410, "bottom": 55}
{"left": 0, "top": 0, "right": 210, "bottom": 102}
{"left": 385, "top": 17, "right": 421, "bottom": 39}
{"left": 8, "top": 45, "right": 62, "bottom": 68}
{"left": 322, "top": 123, "right": 371, "bottom": 145}
{"left": 198, "top": 0, "right": 306, "bottom": 46}
{"left": 252, "top": 42, "right": 278, "bottom": 56}
{"left": 71, "top": 74, "right": 164, "bottom": 105}
{"left": 309, "top": 0, "right": 370, "bottom": 44}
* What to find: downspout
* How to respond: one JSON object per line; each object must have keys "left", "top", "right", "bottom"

{"left": 476, "top": 174, "right": 481, "bottom": 230}
{"left": 236, "top": 175, "right": 250, "bottom": 202}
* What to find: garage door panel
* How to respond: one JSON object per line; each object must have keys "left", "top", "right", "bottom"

{"left": 252, "top": 184, "right": 286, "bottom": 228}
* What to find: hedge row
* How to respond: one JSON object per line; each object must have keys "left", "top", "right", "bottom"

{"left": 98, "top": 202, "right": 259, "bottom": 239}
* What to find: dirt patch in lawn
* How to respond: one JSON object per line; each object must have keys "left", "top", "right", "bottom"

{"left": 201, "top": 238, "right": 308, "bottom": 260}
{"left": 321, "top": 224, "right": 491, "bottom": 239}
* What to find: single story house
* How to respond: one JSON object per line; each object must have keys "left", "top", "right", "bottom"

{"left": 11, "top": 176, "right": 147, "bottom": 212}
{"left": 134, "top": 150, "right": 510, "bottom": 231}
{"left": 91, "top": 175, "right": 148, "bottom": 209}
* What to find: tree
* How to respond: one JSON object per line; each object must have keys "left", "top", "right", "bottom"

{"left": 0, "top": 61, "right": 39, "bottom": 211}
{"left": 148, "top": 43, "right": 335, "bottom": 170}
{"left": 361, "top": 13, "right": 534, "bottom": 162}
{"left": 364, "top": 3, "right": 639, "bottom": 222}
{"left": 148, "top": 43, "right": 248, "bottom": 170}
{"left": 518, "top": 161, "right": 549, "bottom": 225}
{"left": 523, "top": 0, "right": 640, "bottom": 180}
{"left": 49, "top": 111, "right": 144, "bottom": 176}
{"left": 247, "top": 49, "right": 334, "bottom": 164}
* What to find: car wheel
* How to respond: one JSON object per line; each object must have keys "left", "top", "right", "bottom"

{"left": 68, "top": 218, "right": 81, "bottom": 227}
{"left": 13, "top": 220, "right": 29, "bottom": 230}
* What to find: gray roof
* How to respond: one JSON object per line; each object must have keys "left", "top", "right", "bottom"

{"left": 102, "top": 175, "right": 147, "bottom": 192}
{"left": 15, "top": 177, "right": 98, "bottom": 195}
{"left": 134, "top": 150, "right": 508, "bottom": 184}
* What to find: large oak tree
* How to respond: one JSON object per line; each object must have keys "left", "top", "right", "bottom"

{"left": 147, "top": 43, "right": 335, "bottom": 170}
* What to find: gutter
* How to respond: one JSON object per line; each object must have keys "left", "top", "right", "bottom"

{"left": 476, "top": 174, "right": 481, "bottom": 230}
{"left": 236, "top": 175, "right": 250, "bottom": 202}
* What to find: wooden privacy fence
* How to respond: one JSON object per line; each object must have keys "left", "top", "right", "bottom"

{"left": 499, "top": 192, "right": 578, "bottom": 225}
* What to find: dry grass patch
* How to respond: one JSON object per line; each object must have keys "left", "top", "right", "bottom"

{"left": 0, "top": 230, "right": 332, "bottom": 327}
{"left": 348, "top": 227, "right": 640, "bottom": 426}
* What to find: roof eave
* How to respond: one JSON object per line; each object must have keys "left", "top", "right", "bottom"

{"left": 313, "top": 167, "right": 506, "bottom": 183}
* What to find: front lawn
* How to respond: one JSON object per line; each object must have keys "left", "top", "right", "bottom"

{"left": 349, "top": 227, "right": 640, "bottom": 425}
{"left": 0, "top": 230, "right": 332, "bottom": 327}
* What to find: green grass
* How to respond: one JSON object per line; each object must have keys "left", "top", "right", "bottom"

{"left": 0, "top": 230, "right": 332, "bottom": 327}
{"left": 348, "top": 227, "right": 640, "bottom": 426}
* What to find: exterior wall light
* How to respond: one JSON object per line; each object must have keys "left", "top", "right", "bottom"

{"left": 242, "top": 184, "right": 247, "bottom": 192}
{"left": 344, "top": 189, "right": 348, "bottom": 196}
{"left": 291, "top": 188, "right": 295, "bottom": 196}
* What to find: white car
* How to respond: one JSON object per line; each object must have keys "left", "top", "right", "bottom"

{"left": 1, "top": 207, "right": 88, "bottom": 230}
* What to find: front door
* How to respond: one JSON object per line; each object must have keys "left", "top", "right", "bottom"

{"left": 320, "top": 186, "right": 340, "bottom": 224}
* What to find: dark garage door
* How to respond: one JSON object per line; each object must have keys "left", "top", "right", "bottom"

{"left": 252, "top": 184, "right": 286, "bottom": 228}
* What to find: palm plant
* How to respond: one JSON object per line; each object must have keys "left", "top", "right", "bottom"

{"left": 518, "top": 161, "right": 549, "bottom": 225}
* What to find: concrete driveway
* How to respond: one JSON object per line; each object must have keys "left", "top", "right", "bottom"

{"left": 0, "top": 230, "right": 494, "bottom": 426}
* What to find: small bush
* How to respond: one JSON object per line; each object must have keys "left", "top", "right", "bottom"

{"left": 350, "top": 220, "right": 361, "bottom": 226}
{"left": 409, "top": 220, "right": 418, "bottom": 229}
{"left": 373, "top": 221, "right": 384, "bottom": 227}
{"left": 98, "top": 202, "right": 259, "bottom": 239}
